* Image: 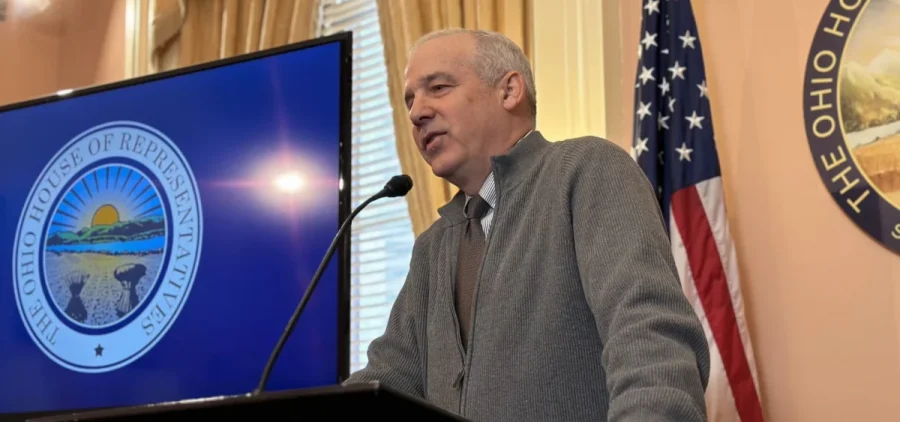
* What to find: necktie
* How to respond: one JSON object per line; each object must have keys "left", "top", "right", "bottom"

{"left": 456, "top": 195, "right": 490, "bottom": 351}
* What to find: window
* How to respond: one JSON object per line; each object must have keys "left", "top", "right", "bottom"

{"left": 317, "top": 0, "right": 415, "bottom": 373}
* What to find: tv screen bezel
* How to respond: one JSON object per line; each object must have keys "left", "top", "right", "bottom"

{"left": 0, "top": 31, "right": 353, "bottom": 420}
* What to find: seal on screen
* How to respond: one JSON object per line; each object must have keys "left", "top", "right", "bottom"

{"left": 12, "top": 121, "right": 203, "bottom": 373}
{"left": 803, "top": 0, "right": 900, "bottom": 254}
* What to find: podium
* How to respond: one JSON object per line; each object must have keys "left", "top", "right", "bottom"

{"left": 26, "top": 382, "right": 469, "bottom": 421}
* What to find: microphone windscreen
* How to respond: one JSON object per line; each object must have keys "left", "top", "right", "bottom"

{"left": 384, "top": 175, "right": 413, "bottom": 197}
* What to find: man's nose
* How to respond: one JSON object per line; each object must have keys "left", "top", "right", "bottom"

{"left": 409, "top": 98, "right": 434, "bottom": 127}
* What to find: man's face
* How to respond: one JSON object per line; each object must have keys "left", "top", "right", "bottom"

{"left": 403, "top": 34, "right": 501, "bottom": 184}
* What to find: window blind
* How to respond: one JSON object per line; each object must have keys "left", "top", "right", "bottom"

{"left": 317, "top": 0, "right": 415, "bottom": 374}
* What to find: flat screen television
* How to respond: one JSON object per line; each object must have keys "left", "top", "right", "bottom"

{"left": 0, "top": 32, "right": 352, "bottom": 420}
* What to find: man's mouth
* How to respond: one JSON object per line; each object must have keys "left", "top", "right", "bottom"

{"left": 422, "top": 132, "right": 445, "bottom": 151}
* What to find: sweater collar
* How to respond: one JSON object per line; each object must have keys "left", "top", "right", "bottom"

{"left": 437, "top": 130, "right": 549, "bottom": 225}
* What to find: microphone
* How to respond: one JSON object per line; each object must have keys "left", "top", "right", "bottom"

{"left": 251, "top": 174, "right": 413, "bottom": 396}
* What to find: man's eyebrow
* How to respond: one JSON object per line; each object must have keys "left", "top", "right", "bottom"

{"left": 420, "top": 71, "right": 456, "bottom": 85}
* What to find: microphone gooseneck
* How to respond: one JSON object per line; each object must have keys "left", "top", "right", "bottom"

{"left": 251, "top": 174, "right": 413, "bottom": 397}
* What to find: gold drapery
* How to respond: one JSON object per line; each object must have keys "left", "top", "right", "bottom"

{"left": 128, "top": 0, "right": 319, "bottom": 77}
{"left": 376, "top": 0, "right": 533, "bottom": 236}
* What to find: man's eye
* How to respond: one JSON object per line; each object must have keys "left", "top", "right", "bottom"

{"left": 431, "top": 85, "right": 448, "bottom": 92}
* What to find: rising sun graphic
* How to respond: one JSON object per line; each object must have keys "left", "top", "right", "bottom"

{"left": 92, "top": 204, "right": 120, "bottom": 227}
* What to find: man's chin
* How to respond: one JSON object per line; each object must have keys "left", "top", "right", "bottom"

{"left": 428, "top": 161, "right": 458, "bottom": 180}
{"left": 430, "top": 166, "right": 452, "bottom": 179}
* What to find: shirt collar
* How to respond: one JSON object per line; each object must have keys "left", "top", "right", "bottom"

{"left": 464, "top": 172, "right": 498, "bottom": 210}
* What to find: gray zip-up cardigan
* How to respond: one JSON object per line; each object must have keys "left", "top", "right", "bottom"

{"left": 344, "top": 131, "right": 710, "bottom": 421}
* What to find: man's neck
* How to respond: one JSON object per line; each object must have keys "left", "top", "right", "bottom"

{"left": 457, "top": 128, "right": 533, "bottom": 196}
{"left": 459, "top": 169, "right": 490, "bottom": 197}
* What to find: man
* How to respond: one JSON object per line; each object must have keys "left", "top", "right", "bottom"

{"left": 343, "top": 28, "right": 710, "bottom": 421}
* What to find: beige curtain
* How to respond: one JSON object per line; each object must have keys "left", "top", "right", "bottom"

{"left": 128, "top": 0, "right": 320, "bottom": 77}
{"left": 376, "top": 0, "right": 533, "bottom": 237}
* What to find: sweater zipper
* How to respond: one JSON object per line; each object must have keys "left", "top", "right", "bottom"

{"left": 448, "top": 224, "right": 468, "bottom": 415}
{"left": 458, "top": 208, "right": 498, "bottom": 417}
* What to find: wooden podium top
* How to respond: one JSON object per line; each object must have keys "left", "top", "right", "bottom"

{"left": 26, "top": 382, "right": 468, "bottom": 421}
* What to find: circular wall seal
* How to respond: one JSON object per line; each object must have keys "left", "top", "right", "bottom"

{"left": 803, "top": 0, "right": 900, "bottom": 253}
{"left": 12, "top": 121, "right": 203, "bottom": 373}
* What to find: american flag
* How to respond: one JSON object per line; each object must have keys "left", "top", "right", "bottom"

{"left": 631, "top": 1, "right": 764, "bottom": 421}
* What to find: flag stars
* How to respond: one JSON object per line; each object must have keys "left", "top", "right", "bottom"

{"left": 668, "top": 97, "right": 676, "bottom": 113}
{"left": 676, "top": 143, "right": 693, "bottom": 161}
{"left": 658, "top": 112, "right": 670, "bottom": 130}
{"left": 679, "top": 30, "right": 697, "bottom": 49}
{"left": 668, "top": 61, "right": 686, "bottom": 80}
{"left": 639, "top": 66, "right": 656, "bottom": 85}
{"left": 637, "top": 101, "right": 652, "bottom": 121}
{"left": 685, "top": 110, "right": 705, "bottom": 129}
{"left": 659, "top": 78, "right": 670, "bottom": 95}
{"left": 645, "top": 0, "right": 660, "bottom": 15}
{"left": 634, "top": 137, "right": 649, "bottom": 157}
{"left": 641, "top": 31, "right": 658, "bottom": 50}
{"left": 698, "top": 80, "right": 708, "bottom": 98}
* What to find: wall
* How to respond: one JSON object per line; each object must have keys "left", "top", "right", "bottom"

{"left": 57, "top": 0, "right": 126, "bottom": 91}
{"left": 612, "top": 1, "right": 900, "bottom": 420}
{"left": 0, "top": 0, "right": 125, "bottom": 107}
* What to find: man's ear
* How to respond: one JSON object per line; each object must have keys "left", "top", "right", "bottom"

{"left": 499, "top": 71, "right": 526, "bottom": 112}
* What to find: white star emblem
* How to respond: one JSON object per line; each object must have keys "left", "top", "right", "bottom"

{"left": 645, "top": 0, "right": 660, "bottom": 15}
{"left": 668, "top": 61, "right": 686, "bottom": 80}
{"left": 634, "top": 137, "right": 649, "bottom": 157}
{"left": 637, "top": 101, "right": 652, "bottom": 121}
{"left": 639, "top": 66, "right": 656, "bottom": 85}
{"left": 658, "top": 112, "right": 670, "bottom": 130}
{"left": 658, "top": 78, "right": 670, "bottom": 96}
{"left": 641, "top": 31, "right": 658, "bottom": 51}
{"left": 679, "top": 30, "right": 697, "bottom": 49}
{"left": 668, "top": 97, "right": 676, "bottom": 113}
{"left": 697, "top": 80, "right": 708, "bottom": 98}
{"left": 675, "top": 143, "right": 693, "bottom": 161}
{"left": 685, "top": 110, "right": 705, "bottom": 129}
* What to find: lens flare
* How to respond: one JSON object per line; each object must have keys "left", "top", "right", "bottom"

{"left": 273, "top": 172, "right": 304, "bottom": 193}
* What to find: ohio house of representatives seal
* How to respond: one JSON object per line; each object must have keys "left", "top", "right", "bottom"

{"left": 12, "top": 121, "right": 203, "bottom": 373}
{"left": 803, "top": 0, "right": 900, "bottom": 253}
